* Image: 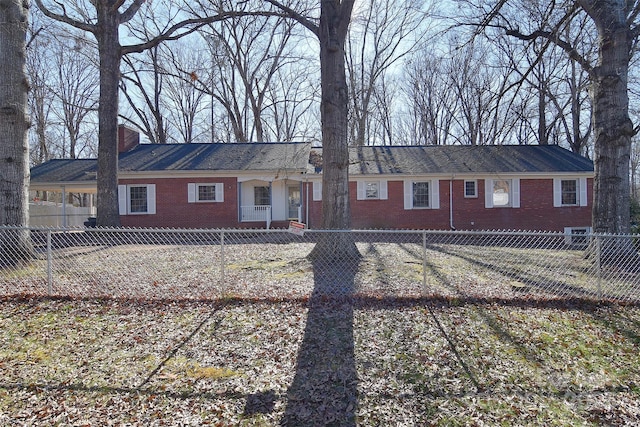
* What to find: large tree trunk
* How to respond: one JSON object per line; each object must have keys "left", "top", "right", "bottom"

{"left": 309, "top": 0, "right": 360, "bottom": 261}
{"left": 95, "top": 1, "right": 122, "bottom": 227}
{"left": 0, "top": 0, "right": 33, "bottom": 265}
{"left": 586, "top": 3, "right": 633, "bottom": 235}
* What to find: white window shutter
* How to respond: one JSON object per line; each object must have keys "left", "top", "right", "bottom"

{"left": 553, "top": 179, "right": 562, "bottom": 207}
{"left": 313, "top": 181, "right": 322, "bottom": 201}
{"left": 147, "top": 184, "right": 156, "bottom": 214}
{"left": 118, "top": 185, "right": 127, "bottom": 215}
{"left": 379, "top": 180, "right": 388, "bottom": 200}
{"left": 215, "top": 183, "right": 224, "bottom": 202}
{"left": 357, "top": 181, "right": 366, "bottom": 200}
{"left": 403, "top": 180, "right": 413, "bottom": 210}
{"left": 188, "top": 183, "right": 196, "bottom": 203}
{"left": 484, "top": 179, "right": 493, "bottom": 208}
{"left": 431, "top": 179, "right": 440, "bottom": 209}
{"left": 579, "top": 177, "right": 588, "bottom": 206}
{"left": 512, "top": 179, "right": 520, "bottom": 208}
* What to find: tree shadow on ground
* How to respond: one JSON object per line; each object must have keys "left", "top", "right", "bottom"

{"left": 280, "top": 258, "right": 360, "bottom": 426}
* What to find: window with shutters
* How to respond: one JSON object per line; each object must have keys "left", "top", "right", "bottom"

{"left": 553, "top": 178, "right": 587, "bottom": 207}
{"left": 403, "top": 179, "right": 439, "bottom": 210}
{"left": 188, "top": 183, "right": 224, "bottom": 203}
{"left": 356, "top": 180, "right": 388, "bottom": 200}
{"left": 118, "top": 184, "right": 156, "bottom": 215}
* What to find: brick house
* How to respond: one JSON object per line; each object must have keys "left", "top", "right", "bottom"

{"left": 29, "top": 126, "right": 594, "bottom": 232}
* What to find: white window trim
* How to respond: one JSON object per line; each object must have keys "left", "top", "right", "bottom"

{"left": 357, "top": 180, "right": 388, "bottom": 200}
{"left": 464, "top": 180, "right": 478, "bottom": 198}
{"left": 403, "top": 179, "right": 440, "bottom": 210}
{"left": 118, "top": 184, "right": 156, "bottom": 215}
{"left": 484, "top": 178, "right": 520, "bottom": 208}
{"left": 313, "top": 181, "right": 322, "bottom": 201}
{"left": 553, "top": 178, "right": 587, "bottom": 207}
{"left": 188, "top": 183, "right": 224, "bottom": 203}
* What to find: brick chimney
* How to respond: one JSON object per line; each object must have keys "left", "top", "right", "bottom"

{"left": 118, "top": 125, "right": 140, "bottom": 153}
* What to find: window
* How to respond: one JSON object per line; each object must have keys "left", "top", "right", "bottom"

{"left": 198, "top": 184, "right": 216, "bottom": 201}
{"left": 365, "top": 181, "right": 379, "bottom": 199}
{"left": 561, "top": 180, "right": 577, "bottom": 205}
{"left": 118, "top": 184, "right": 156, "bottom": 215}
{"left": 404, "top": 179, "right": 439, "bottom": 210}
{"left": 129, "top": 186, "right": 148, "bottom": 213}
{"left": 553, "top": 178, "right": 587, "bottom": 207}
{"left": 357, "top": 180, "right": 388, "bottom": 200}
{"left": 254, "top": 186, "right": 270, "bottom": 205}
{"left": 188, "top": 183, "right": 224, "bottom": 203}
{"left": 413, "top": 182, "right": 430, "bottom": 208}
{"left": 493, "top": 179, "right": 511, "bottom": 207}
{"left": 484, "top": 179, "right": 520, "bottom": 208}
{"left": 464, "top": 180, "right": 477, "bottom": 198}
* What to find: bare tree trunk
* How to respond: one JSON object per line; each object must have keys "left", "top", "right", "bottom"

{"left": 586, "top": 4, "right": 633, "bottom": 234}
{"left": 95, "top": 2, "right": 122, "bottom": 227}
{"left": 0, "top": 0, "right": 33, "bottom": 265}
{"left": 309, "top": 0, "right": 359, "bottom": 261}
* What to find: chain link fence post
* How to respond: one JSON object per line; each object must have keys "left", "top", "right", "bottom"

{"left": 422, "top": 230, "right": 427, "bottom": 293}
{"left": 46, "top": 229, "right": 53, "bottom": 295}
{"left": 220, "top": 230, "right": 226, "bottom": 295}
{"left": 595, "top": 233, "right": 603, "bottom": 300}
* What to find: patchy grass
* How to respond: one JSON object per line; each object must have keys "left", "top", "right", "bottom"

{"left": 2, "top": 238, "right": 640, "bottom": 302}
{"left": 0, "top": 298, "right": 638, "bottom": 425}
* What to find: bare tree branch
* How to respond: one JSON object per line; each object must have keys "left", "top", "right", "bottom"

{"left": 121, "top": 11, "right": 281, "bottom": 55}
{"left": 33, "top": 0, "right": 96, "bottom": 33}
{"left": 264, "top": 0, "right": 319, "bottom": 36}
{"left": 505, "top": 27, "right": 593, "bottom": 75}
{"left": 119, "top": 0, "right": 146, "bottom": 23}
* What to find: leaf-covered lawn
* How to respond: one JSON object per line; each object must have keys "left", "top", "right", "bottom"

{"left": 0, "top": 298, "right": 639, "bottom": 425}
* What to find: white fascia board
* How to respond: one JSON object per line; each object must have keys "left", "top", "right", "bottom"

{"left": 28, "top": 182, "right": 98, "bottom": 193}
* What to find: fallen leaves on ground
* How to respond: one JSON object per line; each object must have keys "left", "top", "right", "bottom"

{"left": 0, "top": 298, "right": 638, "bottom": 425}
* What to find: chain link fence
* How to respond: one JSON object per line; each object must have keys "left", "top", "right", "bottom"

{"left": 1, "top": 226, "right": 639, "bottom": 303}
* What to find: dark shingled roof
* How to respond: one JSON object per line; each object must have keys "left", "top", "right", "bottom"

{"left": 31, "top": 143, "right": 312, "bottom": 184}
{"left": 30, "top": 159, "right": 98, "bottom": 183}
{"left": 31, "top": 143, "right": 593, "bottom": 186}
{"left": 309, "top": 145, "right": 594, "bottom": 175}
{"left": 118, "top": 142, "right": 311, "bottom": 172}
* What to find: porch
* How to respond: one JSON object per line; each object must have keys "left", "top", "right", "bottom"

{"left": 238, "top": 179, "right": 304, "bottom": 228}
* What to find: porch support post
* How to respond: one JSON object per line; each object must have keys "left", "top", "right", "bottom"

{"left": 61, "top": 185, "right": 67, "bottom": 228}
{"left": 237, "top": 182, "right": 242, "bottom": 223}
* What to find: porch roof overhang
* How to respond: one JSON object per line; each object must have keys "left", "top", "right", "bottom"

{"left": 29, "top": 182, "right": 97, "bottom": 194}
{"left": 30, "top": 158, "right": 98, "bottom": 194}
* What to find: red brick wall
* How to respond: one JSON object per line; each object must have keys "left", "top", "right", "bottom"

{"left": 119, "top": 177, "right": 240, "bottom": 228}
{"left": 450, "top": 179, "right": 592, "bottom": 231}
{"left": 117, "top": 125, "right": 140, "bottom": 153}
{"left": 304, "top": 178, "right": 592, "bottom": 231}
{"left": 119, "top": 177, "right": 592, "bottom": 231}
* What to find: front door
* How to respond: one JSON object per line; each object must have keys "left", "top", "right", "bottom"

{"left": 287, "top": 185, "right": 301, "bottom": 220}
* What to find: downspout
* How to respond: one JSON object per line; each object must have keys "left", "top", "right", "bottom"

{"left": 305, "top": 174, "right": 309, "bottom": 226}
{"left": 449, "top": 177, "right": 455, "bottom": 230}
